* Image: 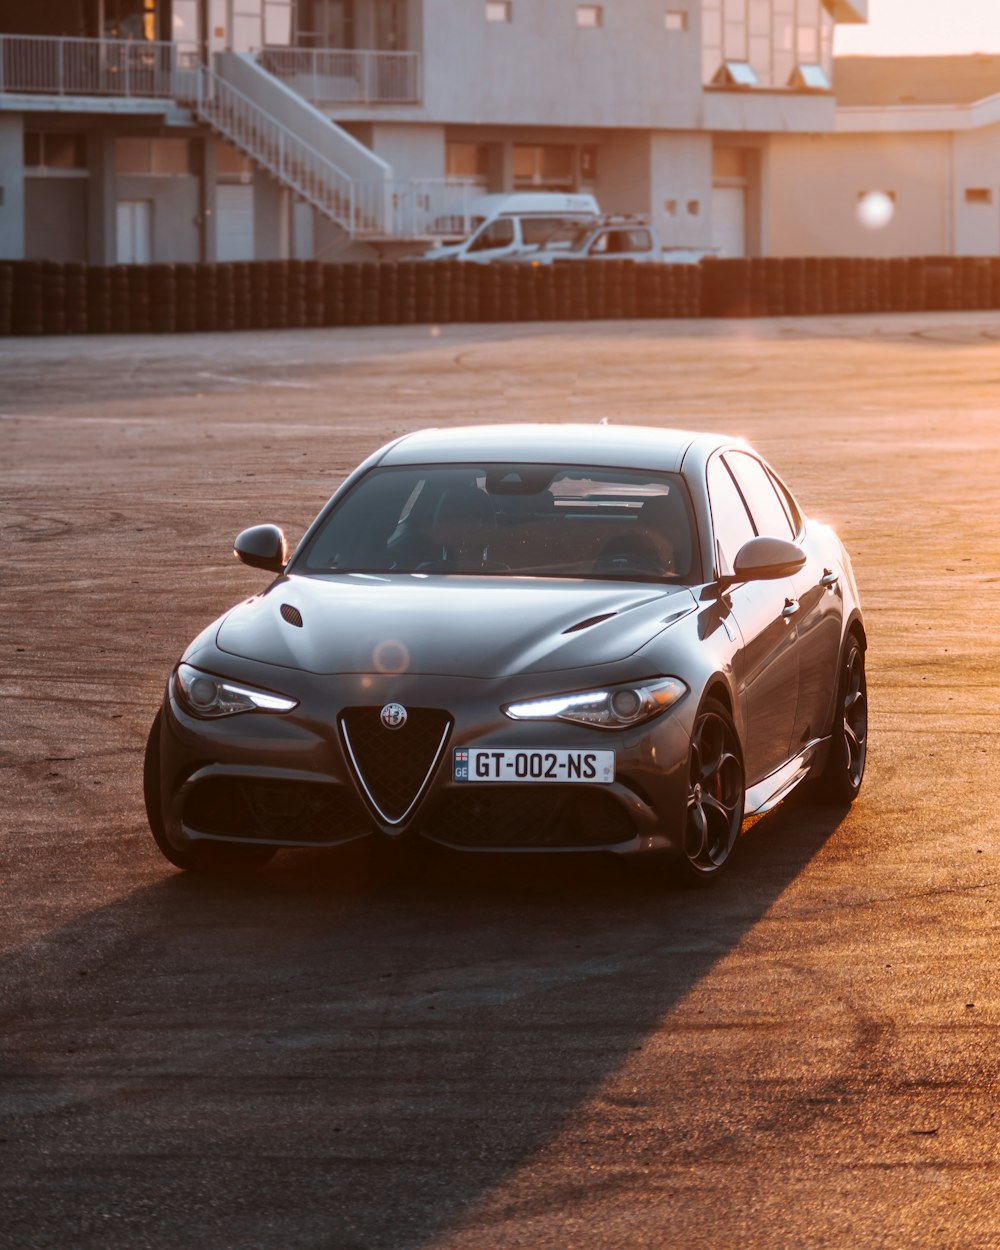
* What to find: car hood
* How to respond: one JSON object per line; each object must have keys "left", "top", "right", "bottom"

{"left": 215, "top": 573, "right": 697, "bottom": 678}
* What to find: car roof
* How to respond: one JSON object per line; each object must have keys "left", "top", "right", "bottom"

{"left": 377, "top": 423, "right": 740, "bottom": 473}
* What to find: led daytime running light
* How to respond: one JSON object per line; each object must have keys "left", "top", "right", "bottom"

{"left": 506, "top": 691, "right": 608, "bottom": 719}
{"left": 504, "top": 677, "right": 686, "bottom": 730}
{"left": 174, "top": 662, "right": 298, "bottom": 718}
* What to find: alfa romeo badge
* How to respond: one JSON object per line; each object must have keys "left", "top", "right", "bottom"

{"left": 380, "top": 703, "right": 408, "bottom": 730}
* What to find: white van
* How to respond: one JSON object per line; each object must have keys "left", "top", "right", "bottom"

{"left": 420, "top": 192, "right": 601, "bottom": 263}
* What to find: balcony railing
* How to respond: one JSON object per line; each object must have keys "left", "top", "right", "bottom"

{"left": 257, "top": 47, "right": 421, "bottom": 105}
{"left": 0, "top": 34, "right": 195, "bottom": 98}
{"left": 381, "top": 179, "right": 484, "bottom": 239}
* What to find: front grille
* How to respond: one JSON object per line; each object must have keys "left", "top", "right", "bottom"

{"left": 422, "top": 787, "right": 635, "bottom": 849}
{"left": 340, "top": 707, "right": 452, "bottom": 823}
{"left": 183, "top": 777, "right": 370, "bottom": 844}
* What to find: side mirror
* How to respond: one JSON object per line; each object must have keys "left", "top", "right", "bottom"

{"left": 724, "top": 536, "right": 806, "bottom": 586}
{"left": 234, "top": 524, "right": 287, "bottom": 573}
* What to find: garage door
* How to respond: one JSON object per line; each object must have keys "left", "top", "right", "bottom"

{"left": 216, "top": 184, "right": 255, "bottom": 261}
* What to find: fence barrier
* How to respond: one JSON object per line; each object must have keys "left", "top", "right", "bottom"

{"left": 3, "top": 256, "right": 1000, "bottom": 336}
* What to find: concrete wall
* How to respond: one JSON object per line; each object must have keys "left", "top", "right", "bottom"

{"left": 952, "top": 124, "right": 1000, "bottom": 256}
{"left": 420, "top": 0, "right": 703, "bottom": 130}
{"left": 595, "top": 133, "right": 653, "bottom": 218}
{"left": 0, "top": 114, "right": 26, "bottom": 260}
{"left": 368, "top": 124, "right": 445, "bottom": 181}
{"left": 768, "top": 131, "right": 951, "bottom": 256}
{"left": 650, "top": 132, "right": 714, "bottom": 250}
{"left": 701, "top": 90, "right": 835, "bottom": 136}
{"left": 87, "top": 130, "right": 116, "bottom": 266}
{"left": 253, "top": 170, "right": 289, "bottom": 260}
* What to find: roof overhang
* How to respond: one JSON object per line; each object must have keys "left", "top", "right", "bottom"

{"left": 824, "top": 0, "right": 868, "bottom": 23}
{"left": 837, "top": 91, "right": 1000, "bottom": 133}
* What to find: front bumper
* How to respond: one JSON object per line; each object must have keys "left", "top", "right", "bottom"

{"left": 156, "top": 667, "right": 693, "bottom": 858}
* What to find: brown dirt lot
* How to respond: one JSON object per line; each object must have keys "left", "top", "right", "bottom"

{"left": 2, "top": 314, "right": 1000, "bottom": 1250}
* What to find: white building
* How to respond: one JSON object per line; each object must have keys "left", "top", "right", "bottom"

{"left": 0, "top": 1, "right": 868, "bottom": 265}
{"left": 770, "top": 56, "right": 1000, "bottom": 257}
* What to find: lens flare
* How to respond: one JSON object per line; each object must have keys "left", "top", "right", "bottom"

{"left": 373, "top": 639, "right": 410, "bottom": 674}
{"left": 857, "top": 191, "right": 895, "bottom": 230}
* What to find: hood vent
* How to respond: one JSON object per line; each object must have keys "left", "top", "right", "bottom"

{"left": 563, "top": 611, "right": 618, "bottom": 635}
{"left": 280, "top": 603, "right": 303, "bottom": 628}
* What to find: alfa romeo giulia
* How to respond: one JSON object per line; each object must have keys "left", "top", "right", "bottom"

{"left": 144, "top": 423, "right": 867, "bottom": 885}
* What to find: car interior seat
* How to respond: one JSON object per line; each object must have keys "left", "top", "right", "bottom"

{"left": 426, "top": 484, "right": 498, "bottom": 570}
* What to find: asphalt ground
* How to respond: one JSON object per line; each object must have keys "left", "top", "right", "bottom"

{"left": 2, "top": 313, "right": 999, "bottom": 1250}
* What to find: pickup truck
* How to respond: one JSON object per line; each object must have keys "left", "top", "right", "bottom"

{"left": 501, "top": 215, "right": 715, "bottom": 265}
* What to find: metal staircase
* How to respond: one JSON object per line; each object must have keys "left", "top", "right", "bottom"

{"left": 188, "top": 64, "right": 389, "bottom": 238}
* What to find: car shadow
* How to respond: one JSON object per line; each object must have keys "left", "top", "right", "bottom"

{"left": 1, "top": 798, "right": 851, "bottom": 1250}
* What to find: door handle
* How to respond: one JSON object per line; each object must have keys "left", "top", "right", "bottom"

{"left": 819, "top": 568, "right": 839, "bottom": 589}
{"left": 782, "top": 597, "right": 800, "bottom": 619}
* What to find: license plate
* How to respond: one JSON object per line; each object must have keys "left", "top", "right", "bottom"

{"left": 453, "top": 748, "right": 615, "bottom": 784}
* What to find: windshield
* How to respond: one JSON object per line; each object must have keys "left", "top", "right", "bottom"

{"left": 519, "top": 216, "right": 589, "bottom": 246}
{"left": 295, "top": 464, "right": 700, "bottom": 583}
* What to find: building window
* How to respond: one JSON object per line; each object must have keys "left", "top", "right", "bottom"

{"left": 485, "top": 2, "right": 511, "bottom": 21}
{"left": 513, "top": 145, "right": 574, "bottom": 188}
{"left": 446, "top": 142, "right": 490, "bottom": 181}
{"left": 712, "top": 61, "right": 758, "bottom": 86}
{"left": 704, "top": 0, "right": 834, "bottom": 89}
{"left": 790, "top": 63, "right": 830, "bottom": 90}
{"left": 295, "top": 0, "right": 355, "bottom": 49}
{"left": 216, "top": 140, "right": 254, "bottom": 182}
{"left": 577, "top": 4, "right": 603, "bottom": 26}
{"left": 966, "top": 188, "right": 994, "bottom": 205}
{"left": 115, "top": 137, "right": 193, "bottom": 176}
{"left": 579, "top": 146, "right": 598, "bottom": 181}
{"left": 24, "top": 132, "right": 87, "bottom": 170}
{"left": 687, "top": 199, "right": 701, "bottom": 216}
{"left": 665, "top": 11, "right": 688, "bottom": 31}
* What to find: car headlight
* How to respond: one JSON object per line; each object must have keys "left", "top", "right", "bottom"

{"left": 504, "top": 677, "right": 686, "bottom": 730}
{"left": 172, "top": 662, "right": 298, "bottom": 719}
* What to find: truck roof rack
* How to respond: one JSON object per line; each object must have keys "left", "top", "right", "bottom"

{"left": 591, "top": 213, "right": 652, "bottom": 227}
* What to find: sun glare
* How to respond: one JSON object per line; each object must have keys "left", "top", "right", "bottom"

{"left": 856, "top": 191, "right": 895, "bottom": 230}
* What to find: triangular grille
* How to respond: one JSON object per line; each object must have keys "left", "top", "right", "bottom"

{"left": 340, "top": 707, "right": 452, "bottom": 825}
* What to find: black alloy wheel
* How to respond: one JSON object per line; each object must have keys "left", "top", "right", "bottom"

{"left": 673, "top": 697, "right": 745, "bottom": 886}
{"left": 822, "top": 633, "right": 868, "bottom": 801}
{"left": 143, "top": 711, "right": 276, "bottom": 876}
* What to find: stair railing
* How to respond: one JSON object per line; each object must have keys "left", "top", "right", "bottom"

{"left": 188, "top": 65, "right": 390, "bottom": 237}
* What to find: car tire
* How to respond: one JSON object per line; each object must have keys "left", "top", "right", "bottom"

{"left": 666, "top": 696, "right": 745, "bottom": 888}
{"left": 820, "top": 632, "right": 868, "bottom": 802}
{"left": 143, "top": 710, "right": 276, "bottom": 876}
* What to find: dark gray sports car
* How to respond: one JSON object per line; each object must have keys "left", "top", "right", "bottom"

{"left": 144, "top": 423, "right": 867, "bottom": 885}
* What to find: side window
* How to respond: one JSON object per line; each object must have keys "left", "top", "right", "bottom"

{"left": 725, "top": 452, "right": 795, "bottom": 541}
{"left": 769, "top": 471, "right": 802, "bottom": 535}
{"left": 468, "top": 217, "right": 515, "bottom": 252}
{"left": 588, "top": 231, "right": 609, "bottom": 254}
{"left": 521, "top": 217, "right": 567, "bottom": 245}
{"left": 706, "top": 455, "right": 756, "bottom": 573}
